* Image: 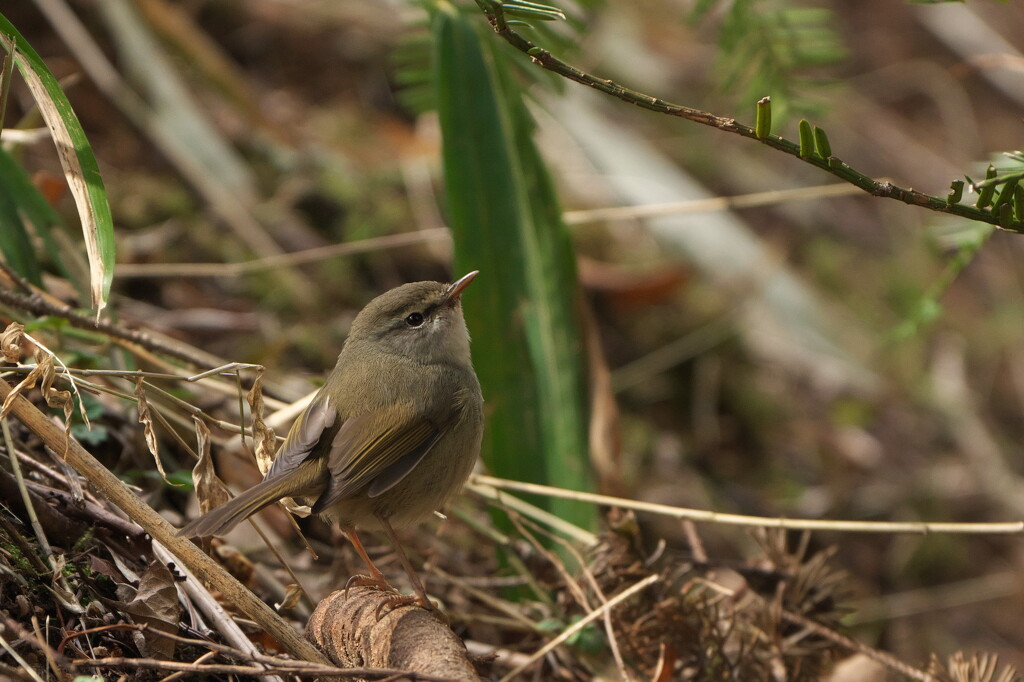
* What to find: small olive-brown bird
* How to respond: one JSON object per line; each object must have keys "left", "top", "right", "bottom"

{"left": 178, "top": 272, "right": 483, "bottom": 608}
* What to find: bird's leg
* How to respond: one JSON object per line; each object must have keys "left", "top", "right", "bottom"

{"left": 343, "top": 528, "right": 392, "bottom": 593}
{"left": 378, "top": 516, "right": 437, "bottom": 612}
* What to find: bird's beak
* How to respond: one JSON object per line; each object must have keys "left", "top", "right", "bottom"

{"left": 444, "top": 270, "right": 478, "bottom": 306}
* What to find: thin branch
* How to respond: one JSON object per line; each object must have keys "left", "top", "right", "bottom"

{"left": 149, "top": 543, "right": 284, "bottom": 682}
{"left": 0, "top": 287, "right": 214, "bottom": 366}
{"left": 778, "top": 609, "right": 932, "bottom": 682}
{"left": 1, "top": 419, "right": 54, "bottom": 561}
{"left": 72, "top": 657, "right": 455, "bottom": 680}
{"left": 467, "top": 479, "right": 599, "bottom": 545}
{"left": 0, "top": 630, "right": 45, "bottom": 682}
{"left": 115, "top": 228, "right": 451, "bottom": 278}
{"left": 113, "top": 183, "right": 887, "bottom": 279}
{"left": 474, "top": 0, "right": 1024, "bottom": 233}
{"left": 0, "top": 379, "right": 329, "bottom": 664}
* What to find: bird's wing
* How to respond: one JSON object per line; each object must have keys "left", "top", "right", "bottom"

{"left": 311, "top": 403, "right": 444, "bottom": 513}
{"left": 264, "top": 393, "right": 338, "bottom": 480}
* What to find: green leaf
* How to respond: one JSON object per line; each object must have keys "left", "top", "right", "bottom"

{"left": 71, "top": 423, "right": 109, "bottom": 446}
{"left": 0, "top": 149, "right": 43, "bottom": 285}
{"left": 0, "top": 145, "right": 78, "bottom": 287}
{"left": 0, "top": 13, "right": 115, "bottom": 315}
{"left": 696, "top": 0, "right": 845, "bottom": 120}
{"left": 502, "top": 0, "right": 567, "bottom": 21}
{"left": 434, "top": 7, "right": 595, "bottom": 531}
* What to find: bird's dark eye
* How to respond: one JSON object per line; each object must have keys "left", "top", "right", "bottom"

{"left": 405, "top": 312, "right": 425, "bottom": 327}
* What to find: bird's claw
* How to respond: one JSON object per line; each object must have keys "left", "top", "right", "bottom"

{"left": 373, "top": 593, "right": 423, "bottom": 620}
{"left": 343, "top": 573, "right": 437, "bottom": 618}
{"left": 344, "top": 572, "right": 393, "bottom": 596}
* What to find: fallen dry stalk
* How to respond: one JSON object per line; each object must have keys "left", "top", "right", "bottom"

{"left": 0, "top": 378, "right": 328, "bottom": 665}
{"left": 472, "top": 475, "right": 1024, "bottom": 535}
{"left": 498, "top": 573, "right": 659, "bottom": 682}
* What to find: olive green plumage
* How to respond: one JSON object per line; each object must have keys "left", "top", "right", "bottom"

{"left": 177, "top": 273, "right": 483, "bottom": 542}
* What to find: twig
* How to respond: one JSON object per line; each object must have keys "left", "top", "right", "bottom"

{"left": 430, "top": 566, "right": 540, "bottom": 632}
{"left": 0, "top": 661, "right": 38, "bottom": 682}
{"left": 498, "top": 574, "right": 660, "bottom": 682}
{"left": 116, "top": 227, "right": 452, "bottom": 278}
{"left": 58, "top": 623, "right": 155, "bottom": 659}
{"left": 474, "top": 0, "right": 1024, "bottom": 233}
{"left": 0, "top": 287, "right": 212, "bottom": 366}
{"left": 471, "top": 475, "right": 1024, "bottom": 535}
{"left": 0, "top": 379, "right": 329, "bottom": 664}
{"left": 507, "top": 513, "right": 591, "bottom": 609}
{"left": 114, "top": 184, "right": 878, "bottom": 279}
{"left": 4, "top": 616, "right": 67, "bottom": 679}
{"left": 467, "top": 479, "right": 598, "bottom": 545}
{"left": 150, "top": 542, "right": 284, "bottom": 682}
{"left": 514, "top": 513, "right": 633, "bottom": 681}
{"left": 1, "top": 419, "right": 54, "bottom": 561}
{"left": 107, "top": 625, "right": 471, "bottom": 681}
{"left": 22, "top": 331, "right": 89, "bottom": 426}
{"left": 159, "top": 650, "right": 219, "bottom": 682}
{"left": 847, "top": 571, "right": 1020, "bottom": 625}
{"left": 73, "top": 656, "right": 454, "bottom": 679}
{"left": 19, "top": 477, "right": 146, "bottom": 542}
{"left": 564, "top": 181, "right": 874, "bottom": 225}
{"left": 2, "top": 364, "right": 289, "bottom": 436}
{"left": 0, "top": 627, "right": 45, "bottom": 682}
{"left": 778, "top": 609, "right": 933, "bottom": 682}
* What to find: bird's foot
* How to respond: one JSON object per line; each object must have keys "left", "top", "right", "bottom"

{"left": 344, "top": 571, "right": 394, "bottom": 596}
{"left": 343, "top": 571, "right": 441, "bottom": 619}
{"left": 373, "top": 592, "right": 441, "bottom": 620}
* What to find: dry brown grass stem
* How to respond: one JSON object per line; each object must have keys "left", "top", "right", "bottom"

{"left": 498, "top": 573, "right": 660, "bottom": 682}
{"left": 471, "top": 475, "right": 1024, "bottom": 535}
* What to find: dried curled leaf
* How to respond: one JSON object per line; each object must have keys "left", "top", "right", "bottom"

{"left": 0, "top": 331, "right": 84, "bottom": 454}
{"left": 47, "top": 553, "right": 86, "bottom": 615}
{"left": 246, "top": 368, "right": 277, "bottom": 476}
{"left": 191, "top": 416, "right": 230, "bottom": 515}
{"left": 276, "top": 582, "right": 304, "bottom": 611}
{"left": 0, "top": 322, "right": 25, "bottom": 363}
{"left": 134, "top": 378, "right": 174, "bottom": 485}
{"left": 245, "top": 370, "right": 309, "bottom": 517}
{"left": 35, "top": 347, "right": 73, "bottom": 423}
{"left": 124, "top": 559, "right": 182, "bottom": 659}
{"left": 1, "top": 358, "right": 44, "bottom": 418}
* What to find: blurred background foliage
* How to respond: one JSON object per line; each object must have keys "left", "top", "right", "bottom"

{"left": 2, "top": 0, "right": 1024, "bottom": 675}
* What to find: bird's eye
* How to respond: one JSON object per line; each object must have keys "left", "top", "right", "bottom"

{"left": 405, "top": 312, "right": 425, "bottom": 327}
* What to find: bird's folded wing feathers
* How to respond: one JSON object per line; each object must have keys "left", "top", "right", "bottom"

{"left": 311, "top": 403, "right": 443, "bottom": 512}
{"left": 264, "top": 394, "right": 337, "bottom": 479}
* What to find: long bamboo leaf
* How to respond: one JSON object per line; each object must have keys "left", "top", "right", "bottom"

{"left": 0, "top": 144, "right": 81, "bottom": 292}
{"left": 0, "top": 13, "right": 114, "bottom": 316}
{"left": 0, "top": 148, "right": 46, "bottom": 285}
{"left": 434, "top": 6, "right": 594, "bottom": 530}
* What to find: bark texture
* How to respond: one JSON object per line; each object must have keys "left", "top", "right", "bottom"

{"left": 306, "top": 587, "right": 480, "bottom": 681}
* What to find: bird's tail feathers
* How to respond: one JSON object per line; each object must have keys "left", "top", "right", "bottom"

{"left": 177, "top": 476, "right": 296, "bottom": 538}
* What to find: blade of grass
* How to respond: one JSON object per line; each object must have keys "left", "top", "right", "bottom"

{"left": 0, "top": 146, "right": 76, "bottom": 288}
{"left": 434, "top": 6, "right": 594, "bottom": 530}
{"left": 0, "top": 39, "right": 13, "bottom": 133}
{"left": 0, "top": 14, "right": 114, "bottom": 316}
{"left": 0, "top": 150, "right": 44, "bottom": 286}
